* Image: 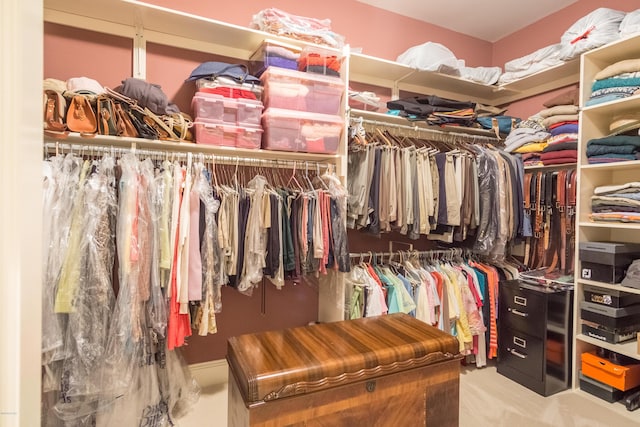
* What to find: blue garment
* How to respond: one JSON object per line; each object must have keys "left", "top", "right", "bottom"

{"left": 396, "top": 274, "right": 416, "bottom": 317}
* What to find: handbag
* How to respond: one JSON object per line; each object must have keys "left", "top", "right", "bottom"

{"left": 96, "top": 95, "right": 118, "bottom": 136}
{"left": 477, "top": 115, "right": 521, "bottom": 136}
{"left": 66, "top": 94, "right": 97, "bottom": 134}
{"left": 43, "top": 89, "right": 67, "bottom": 133}
{"left": 113, "top": 102, "right": 139, "bottom": 138}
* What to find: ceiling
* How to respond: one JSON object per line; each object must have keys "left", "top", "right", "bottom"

{"left": 357, "top": 0, "right": 579, "bottom": 42}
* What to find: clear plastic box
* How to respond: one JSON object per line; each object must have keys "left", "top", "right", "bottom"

{"left": 193, "top": 119, "right": 263, "bottom": 149}
{"left": 261, "top": 108, "right": 343, "bottom": 154}
{"left": 192, "top": 93, "right": 264, "bottom": 126}
{"left": 196, "top": 76, "right": 263, "bottom": 101}
{"left": 260, "top": 67, "right": 344, "bottom": 115}
{"left": 297, "top": 45, "right": 342, "bottom": 77}
{"left": 249, "top": 40, "right": 301, "bottom": 77}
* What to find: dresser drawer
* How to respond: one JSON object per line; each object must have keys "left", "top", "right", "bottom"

{"left": 499, "top": 282, "right": 546, "bottom": 338}
{"left": 499, "top": 327, "right": 544, "bottom": 382}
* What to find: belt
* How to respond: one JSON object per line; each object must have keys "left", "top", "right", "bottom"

{"left": 545, "top": 171, "right": 559, "bottom": 271}
{"left": 534, "top": 171, "right": 545, "bottom": 269}
{"left": 557, "top": 170, "right": 568, "bottom": 273}
{"left": 566, "top": 169, "right": 577, "bottom": 275}
{"left": 523, "top": 172, "right": 533, "bottom": 266}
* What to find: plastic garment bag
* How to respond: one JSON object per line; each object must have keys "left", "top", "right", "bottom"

{"left": 237, "top": 175, "right": 268, "bottom": 294}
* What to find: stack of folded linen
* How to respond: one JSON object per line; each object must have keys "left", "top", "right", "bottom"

{"left": 586, "top": 114, "right": 640, "bottom": 163}
{"left": 505, "top": 88, "right": 579, "bottom": 166}
{"left": 591, "top": 181, "right": 640, "bottom": 223}
{"left": 586, "top": 58, "right": 640, "bottom": 106}
{"left": 538, "top": 102, "right": 579, "bottom": 165}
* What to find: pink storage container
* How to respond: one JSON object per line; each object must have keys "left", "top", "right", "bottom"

{"left": 261, "top": 108, "right": 343, "bottom": 154}
{"left": 194, "top": 119, "right": 262, "bottom": 149}
{"left": 192, "top": 93, "right": 264, "bottom": 126}
{"left": 260, "top": 67, "right": 344, "bottom": 115}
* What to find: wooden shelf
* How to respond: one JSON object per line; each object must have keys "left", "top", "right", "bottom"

{"left": 349, "top": 109, "right": 499, "bottom": 140}
{"left": 577, "top": 279, "right": 640, "bottom": 296}
{"left": 524, "top": 163, "right": 576, "bottom": 171}
{"left": 580, "top": 159, "right": 640, "bottom": 171}
{"left": 578, "top": 221, "right": 640, "bottom": 230}
{"left": 576, "top": 334, "right": 640, "bottom": 360}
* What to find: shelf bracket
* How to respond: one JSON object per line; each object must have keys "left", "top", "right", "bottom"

{"left": 133, "top": 15, "right": 146, "bottom": 79}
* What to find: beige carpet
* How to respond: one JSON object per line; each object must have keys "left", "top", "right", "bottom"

{"left": 180, "top": 362, "right": 640, "bottom": 426}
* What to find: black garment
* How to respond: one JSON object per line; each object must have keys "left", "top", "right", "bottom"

{"left": 263, "top": 193, "right": 280, "bottom": 279}
{"left": 330, "top": 196, "right": 350, "bottom": 273}
{"left": 387, "top": 95, "right": 476, "bottom": 117}
{"left": 435, "top": 153, "right": 449, "bottom": 226}
{"left": 228, "top": 192, "right": 250, "bottom": 288}
{"left": 280, "top": 190, "right": 295, "bottom": 273}
{"left": 367, "top": 148, "right": 381, "bottom": 234}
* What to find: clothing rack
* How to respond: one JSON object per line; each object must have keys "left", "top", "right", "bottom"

{"left": 43, "top": 142, "right": 334, "bottom": 172}
{"left": 349, "top": 247, "right": 470, "bottom": 264}
{"left": 349, "top": 110, "right": 500, "bottom": 145}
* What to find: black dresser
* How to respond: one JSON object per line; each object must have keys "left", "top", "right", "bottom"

{"left": 497, "top": 279, "right": 573, "bottom": 396}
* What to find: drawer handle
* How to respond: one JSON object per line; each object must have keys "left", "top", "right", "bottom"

{"left": 508, "top": 308, "right": 528, "bottom": 317}
{"left": 513, "top": 336, "right": 526, "bottom": 348}
{"left": 510, "top": 349, "right": 527, "bottom": 359}
{"left": 514, "top": 296, "right": 527, "bottom": 306}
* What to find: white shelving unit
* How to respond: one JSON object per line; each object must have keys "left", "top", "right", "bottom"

{"left": 573, "top": 34, "right": 640, "bottom": 397}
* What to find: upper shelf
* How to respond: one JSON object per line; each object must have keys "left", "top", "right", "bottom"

{"left": 44, "top": 0, "right": 580, "bottom": 107}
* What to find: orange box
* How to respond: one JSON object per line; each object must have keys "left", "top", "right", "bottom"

{"left": 581, "top": 351, "right": 640, "bottom": 391}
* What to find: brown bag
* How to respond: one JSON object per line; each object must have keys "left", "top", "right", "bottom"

{"left": 96, "top": 95, "right": 118, "bottom": 136}
{"left": 43, "top": 89, "right": 67, "bottom": 133}
{"left": 113, "top": 102, "right": 139, "bottom": 138}
{"left": 66, "top": 94, "right": 97, "bottom": 134}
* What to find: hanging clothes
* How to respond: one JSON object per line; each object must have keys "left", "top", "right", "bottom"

{"left": 347, "top": 133, "right": 524, "bottom": 259}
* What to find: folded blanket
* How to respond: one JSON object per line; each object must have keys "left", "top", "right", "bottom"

{"left": 542, "top": 141, "right": 577, "bottom": 153}
{"left": 550, "top": 123, "right": 579, "bottom": 135}
{"left": 594, "top": 59, "right": 640, "bottom": 80}
{"left": 539, "top": 104, "right": 579, "bottom": 118}
{"left": 592, "top": 76, "right": 640, "bottom": 91}
{"left": 539, "top": 149, "right": 577, "bottom": 161}
{"left": 587, "top": 135, "right": 640, "bottom": 147}
{"left": 542, "top": 114, "right": 580, "bottom": 128}
{"left": 546, "top": 133, "right": 578, "bottom": 145}
{"left": 586, "top": 144, "right": 640, "bottom": 157}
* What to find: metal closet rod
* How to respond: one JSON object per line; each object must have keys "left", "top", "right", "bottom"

{"left": 349, "top": 247, "right": 468, "bottom": 261}
{"left": 43, "top": 142, "right": 334, "bottom": 171}
{"left": 353, "top": 117, "right": 499, "bottom": 144}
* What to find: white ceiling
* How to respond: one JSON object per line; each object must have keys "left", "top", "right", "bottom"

{"left": 357, "top": 0, "right": 579, "bottom": 42}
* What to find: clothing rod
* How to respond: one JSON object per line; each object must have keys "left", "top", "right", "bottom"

{"left": 43, "top": 142, "right": 333, "bottom": 171}
{"left": 349, "top": 247, "right": 466, "bottom": 259}
{"left": 352, "top": 117, "right": 499, "bottom": 144}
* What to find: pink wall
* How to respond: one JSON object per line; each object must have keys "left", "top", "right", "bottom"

{"left": 494, "top": 0, "right": 638, "bottom": 119}
{"left": 143, "top": 0, "right": 493, "bottom": 67}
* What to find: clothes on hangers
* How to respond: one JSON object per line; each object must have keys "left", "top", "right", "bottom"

{"left": 347, "top": 139, "right": 525, "bottom": 258}
{"left": 346, "top": 251, "right": 521, "bottom": 367}
{"left": 41, "top": 149, "right": 348, "bottom": 425}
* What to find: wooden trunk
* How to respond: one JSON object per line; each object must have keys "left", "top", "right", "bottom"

{"left": 227, "top": 313, "right": 461, "bottom": 427}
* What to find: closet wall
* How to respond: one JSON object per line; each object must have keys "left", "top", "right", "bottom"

{"left": 494, "top": 0, "right": 637, "bottom": 119}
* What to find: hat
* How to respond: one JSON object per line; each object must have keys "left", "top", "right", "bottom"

{"left": 185, "top": 62, "right": 260, "bottom": 83}
{"left": 622, "top": 259, "right": 640, "bottom": 290}
{"left": 608, "top": 113, "right": 640, "bottom": 137}
{"left": 66, "top": 76, "right": 105, "bottom": 95}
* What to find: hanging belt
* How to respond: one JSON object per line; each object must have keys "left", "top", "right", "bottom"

{"left": 534, "top": 171, "right": 545, "bottom": 269}
{"left": 556, "top": 170, "right": 568, "bottom": 273}
{"left": 545, "top": 172, "right": 559, "bottom": 271}
{"left": 523, "top": 172, "right": 533, "bottom": 265}
{"left": 566, "top": 169, "right": 577, "bottom": 275}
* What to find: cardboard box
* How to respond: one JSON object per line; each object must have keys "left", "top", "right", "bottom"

{"left": 579, "top": 242, "right": 640, "bottom": 283}
{"left": 583, "top": 284, "right": 640, "bottom": 308}
{"left": 581, "top": 351, "right": 640, "bottom": 391}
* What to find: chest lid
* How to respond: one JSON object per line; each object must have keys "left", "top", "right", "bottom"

{"left": 226, "top": 313, "right": 459, "bottom": 404}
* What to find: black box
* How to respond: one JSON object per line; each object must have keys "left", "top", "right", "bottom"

{"left": 580, "top": 301, "right": 640, "bottom": 317}
{"left": 581, "top": 322, "right": 640, "bottom": 344}
{"left": 581, "top": 307, "right": 640, "bottom": 329}
{"left": 583, "top": 284, "right": 640, "bottom": 308}
{"left": 580, "top": 372, "right": 624, "bottom": 402}
{"left": 579, "top": 242, "right": 640, "bottom": 283}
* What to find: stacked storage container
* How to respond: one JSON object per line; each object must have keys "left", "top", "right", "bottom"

{"left": 256, "top": 44, "right": 345, "bottom": 154}
{"left": 192, "top": 76, "right": 264, "bottom": 148}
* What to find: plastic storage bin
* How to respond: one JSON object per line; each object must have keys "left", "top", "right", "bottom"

{"left": 297, "top": 45, "right": 342, "bottom": 77}
{"left": 192, "top": 93, "right": 263, "bottom": 127}
{"left": 193, "top": 119, "right": 262, "bottom": 149}
{"left": 196, "top": 76, "right": 263, "bottom": 101}
{"left": 261, "top": 108, "right": 343, "bottom": 154}
{"left": 249, "top": 40, "right": 300, "bottom": 77}
{"left": 260, "top": 67, "right": 344, "bottom": 115}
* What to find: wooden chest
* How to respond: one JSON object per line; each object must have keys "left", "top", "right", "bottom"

{"left": 226, "top": 313, "right": 461, "bottom": 427}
